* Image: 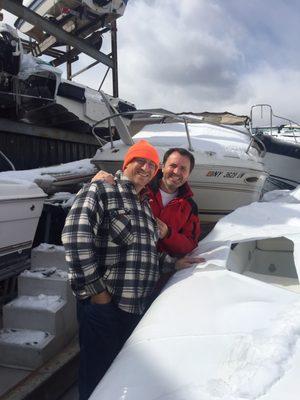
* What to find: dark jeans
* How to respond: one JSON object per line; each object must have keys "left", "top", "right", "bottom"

{"left": 77, "top": 299, "right": 141, "bottom": 400}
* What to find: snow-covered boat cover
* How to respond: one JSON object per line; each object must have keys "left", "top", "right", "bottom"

{"left": 0, "top": 158, "right": 97, "bottom": 194}
{"left": 0, "top": 178, "right": 46, "bottom": 200}
{"left": 198, "top": 186, "right": 300, "bottom": 279}
{"left": 134, "top": 122, "right": 260, "bottom": 161}
{"left": 90, "top": 186, "right": 300, "bottom": 400}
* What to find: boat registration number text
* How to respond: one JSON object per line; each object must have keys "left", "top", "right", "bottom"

{"left": 206, "top": 170, "right": 245, "bottom": 179}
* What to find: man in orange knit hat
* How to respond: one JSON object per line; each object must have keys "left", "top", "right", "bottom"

{"left": 62, "top": 140, "right": 202, "bottom": 400}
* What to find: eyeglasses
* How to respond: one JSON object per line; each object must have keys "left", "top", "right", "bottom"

{"left": 134, "top": 158, "right": 157, "bottom": 171}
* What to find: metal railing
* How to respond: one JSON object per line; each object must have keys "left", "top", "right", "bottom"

{"left": 92, "top": 110, "right": 196, "bottom": 152}
{"left": 249, "top": 104, "right": 300, "bottom": 143}
{"left": 91, "top": 109, "right": 266, "bottom": 158}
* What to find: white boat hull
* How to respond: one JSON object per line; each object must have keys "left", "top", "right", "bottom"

{"left": 92, "top": 122, "right": 267, "bottom": 225}
{"left": 92, "top": 156, "right": 266, "bottom": 224}
{"left": 25, "top": 79, "right": 135, "bottom": 136}
{"left": 0, "top": 180, "right": 46, "bottom": 275}
{"left": 189, "top": 165, "right": 266, "bottom": 222}
{"left": 254, "top": 130, "right": 300, "bottom": 191}
{"left": 263, "top": 151, "right": 300, "bottom": 190}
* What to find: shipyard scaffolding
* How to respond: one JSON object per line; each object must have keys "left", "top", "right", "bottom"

{"left": 0, "top": 1, "right": 135, "bottom": 170}
{"left": 0, "top": 0, "right": 119, "bottom": 95}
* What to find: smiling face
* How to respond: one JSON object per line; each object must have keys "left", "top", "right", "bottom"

{"left": 160, "top": 151, "right": 191, "bottom": 193}
{"left": 123, "top": 157, "right": 157, "bottom": 193}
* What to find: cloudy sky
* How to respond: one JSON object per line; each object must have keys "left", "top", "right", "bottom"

{"left": 2, "top": 0, "right": 300, "bottom": 123}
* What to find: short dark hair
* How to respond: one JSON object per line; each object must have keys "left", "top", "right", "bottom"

{"left": 163, "top": 148, "right": 195, "bottom": 172}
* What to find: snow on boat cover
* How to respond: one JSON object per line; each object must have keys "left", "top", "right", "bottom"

{"left": 90, "top": 186, "right": 300, "bottom": 400}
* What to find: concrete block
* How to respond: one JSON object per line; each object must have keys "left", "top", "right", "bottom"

{"left": 31, "top": 244, "right": 68, "bottom": 271}
{"left": 18, "top": 268, "right": 74, "bottom": 301}
{"left": 0, "top": 329, "right": 62, "bottom": 370}
{"left": 3, "top": 295, "right": 67, "bottom": 335}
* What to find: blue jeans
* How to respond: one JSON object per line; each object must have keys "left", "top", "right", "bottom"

{"left": 77, "top": 299, "right": 140, "bottom": 400}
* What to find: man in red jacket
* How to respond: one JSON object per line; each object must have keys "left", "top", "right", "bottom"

{"left": 148, "top": 147, "right": 200, "bottom": 257}
{"left": 93, "top": 147, "right": 201, "bottom": 257}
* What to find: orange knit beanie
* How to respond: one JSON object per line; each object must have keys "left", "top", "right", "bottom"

{"left": 123, "top": 140, "right": 160, "bottom": 172}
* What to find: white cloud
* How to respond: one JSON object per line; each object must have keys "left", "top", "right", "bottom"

{"left": 231, "top": 66, "right": 300, "bottom": 123}
{"left": 116, "top": 0, "right": 244, "bottom": 109}
{"left": 114, "top": 0, "right": 300, "bottom": 122}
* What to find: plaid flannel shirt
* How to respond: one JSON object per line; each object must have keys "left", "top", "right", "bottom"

{"left": 62, "top": 171, "right": 176, "bottom": 314}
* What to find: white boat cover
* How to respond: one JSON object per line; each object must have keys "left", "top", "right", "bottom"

{"left": 198, "top": 186, "right": 300, "bottom": 279}
{"left": 90, "top": 186, "right": 300, "bottom": 400}
{"left": 0, "top": 158, "right": 97, "bottom": 194}
{"left": 0, "top": 178, "right": 46, "bottom": 201}
{"left": 134, "top": 122, "right": 260, "bottom": 161}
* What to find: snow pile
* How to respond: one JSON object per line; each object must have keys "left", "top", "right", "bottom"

{"left": 6, "top": 295, "right": 63, "bottom": 311}
{"left": 22, "top": 268, "right": 68, "bottom": 279}
{"left": 49, "top": 192, "right": 76, "bottom": 207}
{"left": 31, "top": 243, "right": 68, "bottom": 271}
{"left": 0, "top": 329, "right": 50, "bottom": 345}
{"left": 34, "top": 243, "right": 65, "bottom": 253}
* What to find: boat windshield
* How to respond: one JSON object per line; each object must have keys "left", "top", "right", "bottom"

{"left": 91, "top": 109, "right": 265, "bottom": 157}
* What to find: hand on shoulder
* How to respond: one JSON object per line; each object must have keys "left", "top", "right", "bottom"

{"left": 92, "top": 170, "right": 115, "bottom": 185}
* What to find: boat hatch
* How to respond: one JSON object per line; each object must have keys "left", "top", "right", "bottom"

{"left": 227, "top": 237, "right": 299, "bottom": 293}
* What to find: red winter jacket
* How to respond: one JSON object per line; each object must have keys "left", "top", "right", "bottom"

{"left": 148, "top": 174, "right": 201, "bottom": 257}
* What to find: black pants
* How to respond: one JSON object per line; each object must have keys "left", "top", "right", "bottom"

{"left": 77, "top": 299, "right": 140, "bottom": 400}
